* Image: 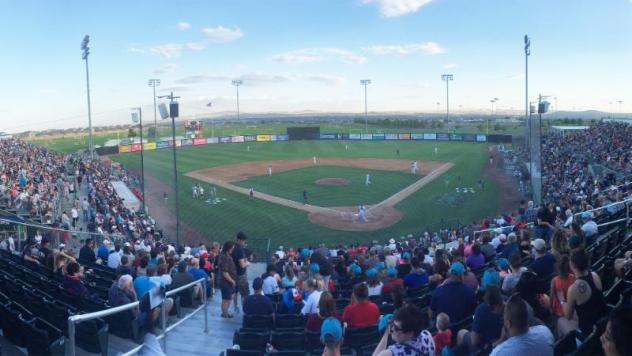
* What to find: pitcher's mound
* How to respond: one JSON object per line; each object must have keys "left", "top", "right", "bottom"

{"left": 316, "top": 178, "right": 351, "bottom": 186}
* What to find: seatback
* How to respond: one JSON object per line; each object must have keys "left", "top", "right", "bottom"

{"left": 271, "top": 330, "right": 306, "bottom": 351}
{"left": 275, "top": 314, "right": 304, "bottom": 329}
{"left": 344, "top": 325, "right": 380, "bottom": 351}
{"left": 235, "top": 331, "right": 270, "bottom": 352}
{"left": 243, "top": 314, "right": 274, "bottom": 329}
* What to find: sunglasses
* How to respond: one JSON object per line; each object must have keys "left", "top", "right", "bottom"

{"left": 390, "top": 324, "right": 404, "bottom": 333}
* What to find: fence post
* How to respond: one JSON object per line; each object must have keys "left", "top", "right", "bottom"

{"left": 68, "top": 317, "right": 76, "bottom": 356}
{"left": 203, "top": 279, "right": 209, "bottom": 333}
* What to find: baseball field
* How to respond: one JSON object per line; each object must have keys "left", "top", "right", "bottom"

{"left": 106, "top": 137, "right": 518, "bottom": 248}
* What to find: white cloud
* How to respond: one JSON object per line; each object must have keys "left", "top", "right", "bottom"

{"left": 149, "top": 42, "right": 206, "bottom": 58}
{"left": 152, "top": 63, "right": 179, "bottom": 74}
{"left": 240, "top": 72, "right": 292, "bottom": 85}
{"left": 129, "top": 46, "right": 146, "bottom": 54}
{"left": 507, "top": 73, "right": 526, "bottom": 80}
{"left": 175, "top": 74, "right": 232, "bottom": 84}
{"left": 363, "top": 0, "right": 433, "bottom": 17}
{"left": 363, "top": 41, "right": 445, "bottom": 55}
{"left": 202, "top": 26, "right": 243, "bottom": 43}
{"left": 443, "top": 63, "right": 458, "bottom": 69}
{"left": 177, "top": 22, "right": 191, "bottom": 30}
{"left": 304, "top": 74, "right": 346, "bottom": 86}
{"left": 274, "top": 48, "right": 367, "bottom": 64}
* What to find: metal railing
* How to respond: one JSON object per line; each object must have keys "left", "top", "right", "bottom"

{"left": 67, "top": 277, "right": 208, "bottom": 356}
{"left": 472, "top": 222, "right": 534, "bottom": 240}
{"left": 573, "top": 198, "right": 631, "bottom": 221}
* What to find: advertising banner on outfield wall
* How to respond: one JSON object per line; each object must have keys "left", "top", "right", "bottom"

{"left": 349, "top": 133, "right": 361, "bottom": 140}
{"left": 181, "top": 139, "right": 193, "bottom": 146}
{"left": 361, "top": 134, "right": 373, "bottom": 140}
{"left": 156, "top": 141, "right": 170, "bottom": 149}
{"left": 341, "top": 134, "right": 349, "bottom": 140}
{"left": 320, "top": 133, "right": 338, "bottom": 140}
{"left": 118, "top": 144, "right": 131, "bottom": 153}
{"left": 450, "top": 134, "right": 463, "bottom": 141}
{"left": 398, "top": 133, "right": 411, "bottom": 140}
{"left": 476, "top": 135, "right": 488, "bottom": 142}
{"left": 193, "top": 138, "right": 206, "bottom": 145}
{"left": 385, "top": 133, "right": 398, "bottom": 140}
{"left": 462, "top": 134, "right": 476, "bottom": 142}
{"left": 423, "top": 133, "right": 437, "bottom": 140}
{"left": 372, "top": 133, "right": 385, "bottom": 140}
{"left": 277, "top": 135, "right": 289, "bottom": 141}
{"left": 231, "top": 136, "right": 245, "bottom": 143}
{"left": 270, "top": 135, "right": 278, "bottom": 141}
{"left": 131, "top": 144, "right": 141, "bottom": 152}
{"left": 144, "top": 142, "right": 156, "bottom": 150}
{"left": 411, "top": 133, "right": 424, "bottom": 140}
{"left": 220, "top": 137, "right": 232, "bottom": 143}
{"left": 96, "top": 146, "right": 119, "bottom": 155}
{"left": 244, "top": 135, "right": 257, "bottom": 142}
{"left": 256, "top": 134, "right": 271, "bottom": 142}
{"left": 437, "top": 133, "right": 450, "bottom": 141}
{"left": 206, "top": 137, "right": 219, "bottom": 144}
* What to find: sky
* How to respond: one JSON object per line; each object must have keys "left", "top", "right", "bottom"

{"left": 1, "top": 0, "right": 631, "bottom": 132}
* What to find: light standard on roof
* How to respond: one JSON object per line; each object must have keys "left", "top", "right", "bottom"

{"left": 441, "top": 74, "right": 453, "bottom": 127}
{"left": 131, "top": 107, "right": 146, "bottom": 214}
{"left": 360, "top": 79, "right": 371, "bottom": 133}
{"left": 157, "top": 91, "right": 181, "bottom": 246}
{"left": 232, "top": 80, "right": 243, "bottom": 120}
{"left": 81, "top": 35, "right": 94, "bottom": 159}
{"left": 148, "top": 79, "right": 161, "bottom": 137}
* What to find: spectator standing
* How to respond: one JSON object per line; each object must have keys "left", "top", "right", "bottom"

{"left": 232, "top": 232, "right": 250, "bottom": 313}
{"left": 218, "top": 241, "right": 237, "bottom": 318}
{"left": 535, "top": 202, "right": 556, "bottom": 242}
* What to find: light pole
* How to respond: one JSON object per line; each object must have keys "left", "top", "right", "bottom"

{"left": 489, "top": 98, "right": 498, "bottom": 134}
{"left": 81, "top": 35, "right": 94, "bottom": 159}
{"left": 524, "top": 35, "right": 531, "bottom": 154}
{"left": 360, "top": 79, "right": 371, "bottom": 133}
{"left": 232, "top": 80, "right": 242, "bottom": 120}
{"left": 148, "top": 79, "right": 161, "bottom": 137}
{"left": 207, "top": 102, "right": 214, "bottom": 137}
{"left": 157, "top": 91, "right": 181, "bottom": 246}
{"left": 441, "top": 74, "right": 453, "bottom": 127}
{"left": 131, "top": 107, "right": 146, "bottom": 214}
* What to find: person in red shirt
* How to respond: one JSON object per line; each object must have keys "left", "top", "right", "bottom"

{"left": 382, "top": 267, "right": 404, "bottom": 298}
{"left": 432, "top": 312, "right": 452, "bottom": 355}
{"left": 342, "top": 283, "right": 380, "bottom": 328}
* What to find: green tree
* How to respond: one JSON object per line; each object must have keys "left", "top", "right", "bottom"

{"left": 128, "top": 128, "right": 137, "bottom": 138}
{"left": 494, "top": 123, "right": 501, "bottom": 131}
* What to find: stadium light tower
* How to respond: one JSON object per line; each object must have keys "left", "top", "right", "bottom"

{"left": 524, "top": 35, "right": 531, "bottom": 152}
{"left": 131, "top": 107, "right": 146, "bottom": 213}
{"left": 441, "top": 74, "right": 453, "bottom": 127}
{"left": 81, "top": 35, "right": 94, "bottom": 159}
{"left": 488, "top": 98, "right": 498, "bottom": 134}
{"left": 360, "top": 79, "right": 371, "bottom": 133}
{"left": 157, "top": 91, "right": 181, "bottom": 246}
{"left": 148, "top": 79, "right": 161, "bottom": 135}
{"left": 232, "top": 79, "right": 243, "bottom": 120}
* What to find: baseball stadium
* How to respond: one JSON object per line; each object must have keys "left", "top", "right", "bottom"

{"left": 1, "top": 1, "right": 632, "bottom": 356}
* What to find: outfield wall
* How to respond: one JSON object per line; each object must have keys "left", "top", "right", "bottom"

{"left": 97, "top": 132, "right": 512, "bottom": 156}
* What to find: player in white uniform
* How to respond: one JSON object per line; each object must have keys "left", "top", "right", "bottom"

{"left": 358, "top": 205, "right": 366, "bottom": 223}
{"left": 434, "top": 146, "right": 438, "bottom": 155}
{"left": 268, "top": 166, "right": 272, "bottom": 176}
{"left": 313, "top": 156, "right": 317, "bottom": 164}
{"left": 411, "top": 161, "right": 418, "bottom": 175}
{"left": 192, "top": 185, "right": 198, "bottom": 199}
{"left": 365, "top": 174, "right": 371, "bottom": 186}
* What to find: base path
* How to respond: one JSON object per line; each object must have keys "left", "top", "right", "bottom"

{"left": 187, "top": 159, "right": 453, "bottom": 231}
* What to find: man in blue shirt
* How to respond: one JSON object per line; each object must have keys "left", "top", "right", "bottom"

{"left": 430, "top": 262, "right": 476, "bottom": 322}
{"left": 134, "top": 265, "right": 156, "bottom": 299}
{"left": 404, "top": 257, "right": 428, "bottom": 289}
{"left": 243, "top": 278, "right": 274, "bottom": 316}
{"left": 490, "top": 296, "right": 554, "bottom": 356}
{"left": 529, "top": 239, "right": 556, "bottom": 278}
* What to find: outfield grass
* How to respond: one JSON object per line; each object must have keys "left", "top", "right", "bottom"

{"left": 111, "top": 140, "right": 496, "bottom": 247}
{"left": 232, "top": 165, "right": 420, "bottom": 207}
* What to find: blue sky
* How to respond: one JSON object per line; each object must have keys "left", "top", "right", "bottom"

{"left": 1, "top": 0, "right": 631, "bottom": 132}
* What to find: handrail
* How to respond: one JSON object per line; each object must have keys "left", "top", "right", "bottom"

{"left": 67, "top": 277, "right": 208, "bottom": 356}
{"left": 573, "top": 198, "right": 632, "bottom": 217}
{"left": 473, "top": 222, "right": 534, "bottom": 239}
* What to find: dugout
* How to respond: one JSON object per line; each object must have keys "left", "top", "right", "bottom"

{"left": 287, "top": 127, "right": 320, "bottom": 140}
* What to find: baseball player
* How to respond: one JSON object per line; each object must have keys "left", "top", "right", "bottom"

{"left": 358, "top": 205, "right": 366, "bottom": 223}
{"left": 268, "top": 166, "right": 272, "bottom": 176}
{"left": 313, "top": 156, "right": 317, "bottom": 164}
{"left": 434, "top": 146, "right": 438, "bottom": 155}
{"left": 249, "top": 188, "right": 254, "bottom": 199}
{"left": 365, "top": 173, "right": 371, "bottom": 186}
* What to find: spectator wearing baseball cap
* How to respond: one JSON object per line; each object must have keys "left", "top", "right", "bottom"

{"left": 382, "top": 267, "right": 404, "bottom": 298}
{"left": 321, "top": 317, "right": 343, "bottom": 356}
{"left": 243, "top": 277, "right": 274, "bottom": 316}
{"left": 430, "top": 262, "right": 476, "bottom": 321}
{"left": 580, "top": 211, "right": 598, "bottom": 239}
{"left": 529, "top": 238, "right": 556, "bottom": 278}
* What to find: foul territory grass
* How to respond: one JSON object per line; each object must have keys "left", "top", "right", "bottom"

{"left": 110, "top": 140, "right": 497, "bottom": 248}
{"left": 233, "top": 165, "right": 420, "bottom": 207}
